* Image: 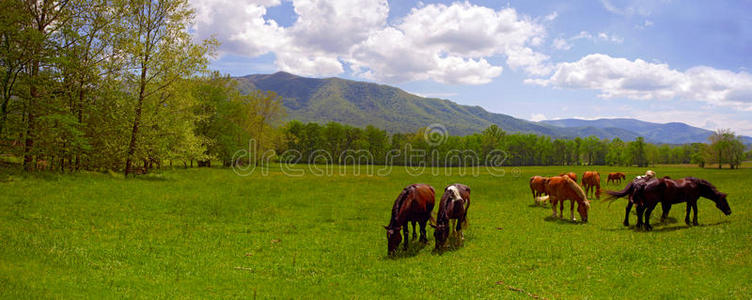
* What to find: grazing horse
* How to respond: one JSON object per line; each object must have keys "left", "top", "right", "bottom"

{"left": 559, "top": 172, "right": 577, "bottom": 184}
{"left": 384, "top": 184, "right": 435, "bottom": 255}
{"left": 432, "top": 184, "right": 470, "bottom": 250}
{"left": 530, "top": 176, "right": 549, "bottom": 206}
{"left": 582, "top": 171, "right": 601, "bottom": 200}
{"left": 545, "top": 176, "right": 590, "bottom": 222}
{"left": 607, "top": 172, "right": 626, "bottom": 185}
{"left": 607, "top": 177, "right": 731, "bottom": 230}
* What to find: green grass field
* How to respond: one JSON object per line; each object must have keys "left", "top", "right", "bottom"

{"left": 1, "top": 165, "right": 751, "bottom": 298}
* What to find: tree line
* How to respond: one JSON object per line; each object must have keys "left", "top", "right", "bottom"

{"left": 0, "top": 0, "right": 284, "bottom": 175}
{"left": 277, "top": 122, "right": 750, "bottom": 168}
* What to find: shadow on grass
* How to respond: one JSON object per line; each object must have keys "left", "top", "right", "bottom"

{"left": 385, "top": 240, "right": 430, "bottom": 259}
{"left": 433, "top": 237, "right": 466, "bottom": 256}
{"left": 527, "top": 204, "right": 550, "bottom": 209}
{"left": 601, "top": 219, "right": 729, "bottom": 232}
{"left": 543, "top": 215, "right": 584, "bottom": 225}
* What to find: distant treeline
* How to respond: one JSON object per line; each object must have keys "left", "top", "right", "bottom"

{"left": 278, "top": 121, "right": 750, "bottom": 168}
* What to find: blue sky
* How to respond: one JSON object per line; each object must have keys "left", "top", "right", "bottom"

{"left": 191, "top": 0, "right": 752, "bottom": 135}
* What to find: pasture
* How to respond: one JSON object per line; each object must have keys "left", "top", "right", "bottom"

{"left": 1, "top": 165, "right": 751, "bottom": 298}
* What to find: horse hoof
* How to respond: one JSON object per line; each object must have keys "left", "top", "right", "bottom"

{"left": 692, "top": 221, "right": 699, "bottom": 226}
{"left": 645, "top": 225, "right": 653, "bottom": 231}
{"left": 685, "top": 220, "right": 691, "bottom": 226}
{"left": 623, "top": 221, "right": 630, "bottom": 227}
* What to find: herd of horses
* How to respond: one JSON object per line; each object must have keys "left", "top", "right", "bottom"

{"left": 385, "top": 171, "right": 732, "bottom": 255}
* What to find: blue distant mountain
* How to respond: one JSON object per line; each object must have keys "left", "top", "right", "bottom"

{"left": 234, "top": 72, "right": 748, "bottom": 144}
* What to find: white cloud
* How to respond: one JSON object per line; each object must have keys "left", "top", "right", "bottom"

{"left": 530, "top": 113, "right": 547, "bottom": 122}
{"left": 552, "top": 38, "right": 571, "bottom": 50}
{"left": 191, "top": 0, "right": 550, "bottom": 84}
{"left": 600, "top": 0, "right": 668, "bottom": 16}
{"left": 527, "top": 53, "right": 752, "bottom": 110}
{"left": 598, "top": 32, "right": 623, "bottom": 43}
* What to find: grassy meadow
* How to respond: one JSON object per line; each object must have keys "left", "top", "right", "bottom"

{"left": 1, "top": 164, "right": 751, "bottom": 298}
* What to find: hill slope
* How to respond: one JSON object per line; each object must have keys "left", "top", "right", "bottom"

{"left": 235, "top": 72, "right": 746, "bottom": 144}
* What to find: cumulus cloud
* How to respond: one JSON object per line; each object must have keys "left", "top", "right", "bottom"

{"left": 527, "top": 54, "right": 752, "bottom": 110}
{"left": 191, "top": 0, "right": 550, "bottom": 84}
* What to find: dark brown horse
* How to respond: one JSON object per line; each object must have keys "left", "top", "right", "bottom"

{"left": 530, "top": 176, "right": 549, "bottom": 206}
{"left": 384, "top": 184, "right": 435, "bottom": 255}
{"left": 605, "top": 175, "right": 655, "bottom": 227}
{"left": 559, "top": 172, "right": 577, "bottom": 183}
{"left": 607, "top": 177, "right": 731, "bottom": 230}
{"left": 582, "top": 171, "right": 601, "bottom": 199}
{"left": 607, "top": 172, "right": 626, "bottom": 185}
{"left": 432, "top": 184, "right": 470, "bottom": 250}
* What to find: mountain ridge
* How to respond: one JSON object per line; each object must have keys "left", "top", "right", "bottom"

{"left": 234, "top": 72, "right": 750, "bottom": 144}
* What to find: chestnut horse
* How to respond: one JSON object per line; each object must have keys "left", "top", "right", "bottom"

{"left": 384, "top": 184, "right": 435, "bottom": 255}
{"left": 530, "top": 176, "right": 549, "bottom": 206}
{"left": 432, "top": 184, "right": 470, "bottom": 249}
{"left": 559, "top": 172, "right": 577, "bottom": 183}
{"left": 582, "top": 171, "right": 601, "bottom": 199}
{"left": 545, "top": 176, "right": 590, "bottom": 222}
{"left": 607, "top": 172, "right": 626, "bottom": 185}
{"left": 607, "top": 177, "right": 731, "bottom": 230}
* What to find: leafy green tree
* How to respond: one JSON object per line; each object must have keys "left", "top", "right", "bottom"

{"left": 120, "top": 0, "right": 215, "bottom": 176}
{"left": 628, "top": 137, "right": 648, "bottom": 167}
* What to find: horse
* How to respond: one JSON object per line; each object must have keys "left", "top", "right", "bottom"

{"left": 545, "top": 176, "right": 590, "bottom": 222}
{"left": 431, "top": 184, "right": 470, "bottom": 250}
{"left": 559, "top": 172, "right": 577, "bottom": 184}
{"left": 582, "top": 171, "right": 601, "bottom": 200}
{"left": 530, "top": 176, "right": 549, "bottom": 206}
{"left": 607, "top": 172, "right": 626, "bottom": 185}
{"left": 384, "top": 184, "right": 435, "bottom": 255}
{"left": 605, "top": 175, "right": 659, "bottom": 227}
{"left": 607, "top": 177, "right": 731, "bottom": 230}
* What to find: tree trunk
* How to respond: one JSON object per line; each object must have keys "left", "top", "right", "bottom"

{"left": 125, "top": 57, "right": 149, "bottom": 177}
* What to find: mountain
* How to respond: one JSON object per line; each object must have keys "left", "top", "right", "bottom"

{"left": 235, "top": 72, "right": 560, "bottom": 136}
{"left": 541, "top": 118, "right": 752, "bottom": 144}
{"left": 235, "top": 72, "right": 745, "bottom": 144}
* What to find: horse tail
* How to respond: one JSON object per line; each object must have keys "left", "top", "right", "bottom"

{"left": 605, "top": 182, "right": 634, "bottom": 205}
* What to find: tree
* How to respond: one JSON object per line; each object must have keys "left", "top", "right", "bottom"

{"left": 628, "top": 137, "right": 648, "bottom": 167}
{"left": 120, "top": 0, "right": 214, "bottom": 176}
{"left": 707, "top": 129, "right": 744, "bottom": 169}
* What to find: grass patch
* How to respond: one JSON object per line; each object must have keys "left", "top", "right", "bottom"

{"left": 1, "top": 165, "right": 750, "bottom": 298}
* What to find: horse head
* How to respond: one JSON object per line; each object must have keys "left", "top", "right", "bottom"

{"left": 714, "top": 192, "right": 732, "bottom": 216}
{"left": 578, "top": 200, "right": 590, "bottom": 223}
{"left": 433, "top": 223, "right": 449, "bottom": 249}
{"left": 384, "top": 225, "right": 402, "bottom": 255}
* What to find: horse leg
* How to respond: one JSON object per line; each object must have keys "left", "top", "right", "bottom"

{"left": 644, "top": 203, "right": 656, "bottom": 231}
{"left": 402, "top": 225, "right": 409, "bottom": 250}
{"left": 559, "top": 199, "right": 564, "bottom": 219}
{"left": 419, "top": 219, "right": 428, "bottom": 243}
{"left": 411, "top": 221, "right": 417, "bottom": 240}
{"left": 636, "top": 204, "right": 645, "bottom": 230}
{"left": 660, "top": 201, "right": 671, "bottom": 223}
{"left": 570, "top": 199, "right": 576, "bottom": 221}
{"left": 624, "top": 201, "right": 633, "bottom": 227}
{"left": 456, "top": 215, "right": 465, "bottom": 241}
{"left": 684, "top": 203, "right": 692, "bottom": 225}
{"left": 692, "top": 201, "right": 699, "bottom": 226}
{"left": 550, "top": 197, "right": 558, "bottom": 217}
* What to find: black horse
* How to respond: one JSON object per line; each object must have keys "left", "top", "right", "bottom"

{"left": 608, "top": 177, "right": 731, "bottom": 230}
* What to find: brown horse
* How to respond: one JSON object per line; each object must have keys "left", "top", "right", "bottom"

{"left": 530, "top": 176, "right": 549, "bottom": 206}
{"left": 545, "top": 176, "right": 590, "bottom": 222}
{"left": 384, "top": 184, "right": 435, "bottom": 255}
{"left": 607, "top": 172, "right": 626, "bottom": 185}
{"left": 559, "top": 172, "right": 577, "bottom": 183}
{"left": 432, "top": 184, "right": 470, "bottom": 250}
{"left": 582, "top": 171, "right": 601, "bottom": 199}
{"left": 607, "top": 177, "right": 731, "bottom": 230}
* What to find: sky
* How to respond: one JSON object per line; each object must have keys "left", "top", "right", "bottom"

{"left": 189, "top": 0, "right": 752, "bottom": 135}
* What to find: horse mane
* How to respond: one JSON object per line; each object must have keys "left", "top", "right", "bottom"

{"left": 689, "top": 177, "right": 723, "bottom": 198}
{"left": 390, "top": 185, "right": 413, "bottom": 227}
{"left": 565, "top": 176, "right": 589, "bottom": 206}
